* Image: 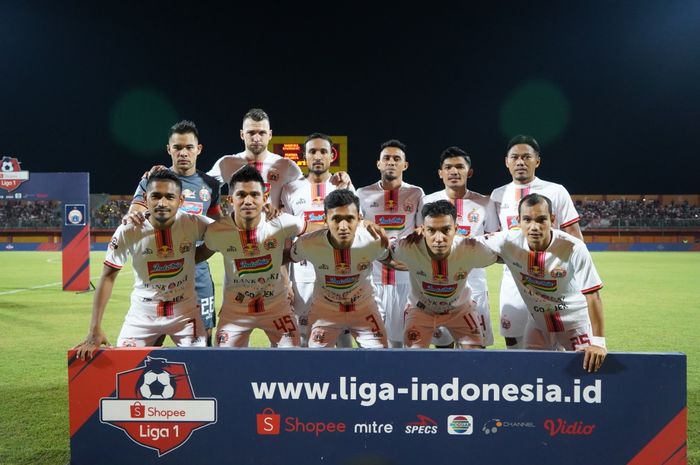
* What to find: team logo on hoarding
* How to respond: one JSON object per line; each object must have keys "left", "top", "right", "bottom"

{"left": 147, "top": 259, "right": 185, "bottom": 279}
{"left": 65, "top": 204, "right": 86, "bottom": 226}
{"left": 374, "top": 214, "right": 406, "bottom": 230}
{"left": 235, "top": 255, "right": 273, "bottom": 275}
{"left": 100, "top": 357, "right": 217, "bottom": 456}
{"left": 447, "top": 415, "right": 473, "bottom": 435}
{"left": 0, "top": 156, "right": 29, "bottom": 192}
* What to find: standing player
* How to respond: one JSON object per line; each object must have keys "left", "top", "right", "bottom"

{"left": 490, "top": 135, "right": 583, "bottom": 349}
{"left": 480, "top": 194, "right": 606, "bottom": 372}
{"left": 290, "top": 189, "right": 389, "bottom": 349}
{"left": 417, "top": 146, "right": 499, "bottom": 347}
{"left": 280, "top": 133, "right": 354, "bottom": 345}
{"left": 75, "top": 170, "right": 210, "bottom": 359}
{"left": 391, "top": 200, "right": 498, "bottom": 349}
{"left": 356, "top": 140, "right": 424, "bottom": 347}
{"left": 128, "top": 120, "right": 221, "bottom": 346}
{"left": 207, "top": 108, "right": 302, "bottom": 208}
{"left": 198, "top": 165, "right": 327, "bottom": 347}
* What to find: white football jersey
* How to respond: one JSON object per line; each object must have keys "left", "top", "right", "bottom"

{"left": 479, "top": 229, "right": 603, "bottom": 331}
{"left": 105, "top": 211, "right": 211, "bottom": 315}
{"left": 208, "top": 151, "right": 303, "bottom": 208}
{"left": 417, "top": 189, "right": 499, "bottom": 293}
{"left": 204, "top": 213, "right": 306, "bottom": 313}
{"left": 356, "top": 181, "right": 424, "bottom": 285}
{"left": 281, "top": 177, "right": 355, "bottom": 283}
{"left": 390, "top": 236, "right": 497, "bottom": 314}
{"left": 290, "top": 227, "right": 389, "bottom": 312}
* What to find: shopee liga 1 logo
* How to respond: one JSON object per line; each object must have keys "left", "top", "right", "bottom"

{"left": 0, "top": 156, "right": 29, "bottom": 192}
{"left": 100, "top": 356, "right": 217, "bottom": 456}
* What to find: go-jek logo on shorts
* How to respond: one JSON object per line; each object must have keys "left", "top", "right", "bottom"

{"left": 256, "top": 408, "right": 346, "bottom": 437}
{"left": 147, "top": 259, "right": 185, "bottom": 280}
{"left": 235, "top": 255, "right": 273, "bottom": 275}
{"left": 100, "top": 356, "right": 217, "bottom": 456}
{"left": 447, "top": 415, "right": 473, "bottom": 435}
{"left": 374, "top": 214, "right": 406, "bottom": 230}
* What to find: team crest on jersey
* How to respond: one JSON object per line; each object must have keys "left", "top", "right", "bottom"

{"left": 456, "top": 224, "right": 472, "bottom": 236}
{"left": 242, "top": 243, "right": 260, "bottom": 256}
{"left": 404, "top": 202, "right": 415, "bottom": 213}
{"left": 182, "top": 189, "right": 195, "bottom": 199}
{"left": 99, "top": 357, "right": 217, "bottom": 457}
{"left": 356, "top": 261, "right": 370, "bottom": 272}
{"left": 147, "top": 259, "right": 185, "bottom": 280}
{"left": 157, "top": 245, "right": 174, "bottom": 258}
{"left": 454, "top": 270, "right": 468, "bottom": 280}
{"left": 235, "top": 255, "right": 273, "bottom": 275}
{"left": 422, "top": 281, "right": 458, "bottom": 299}
{"left": 467, "top": 209, "right": 480, "bottom": 223}
{"left": 199, "top": 188, "right": 210, "bottom": 202}
{"left": 109, "top": 237, "right": 119, "bottom": 250}
{"left": 520, "top": 273, "right": 557, "bottom": 292}
{"left": 179, "top": 242, "right": 192, "bottom": 254}
{"left": 325, "top": 274, "right": 360, "bottom": 290}
{"left": 550, "top": 267, "right": 567, "bottom": 278}
{"left": 304, "top": 211, "right": 325, "bottom": 223}
{"left": 375, "top": 214, "right": 406, "bottom": 230}
{"left": 267, "top": 169, "right": 280, "bottom": 182}
{"left": 263, "top": 238, "right": 278, "bottom": 250}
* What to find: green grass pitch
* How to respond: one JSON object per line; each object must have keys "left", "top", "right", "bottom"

{"left": 0, "top": 251, "right": 697, "bottom": 465}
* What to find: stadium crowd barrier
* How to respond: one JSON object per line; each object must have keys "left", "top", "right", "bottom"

{"left": 68, "top": 348, "right": 686, "bottom": 465}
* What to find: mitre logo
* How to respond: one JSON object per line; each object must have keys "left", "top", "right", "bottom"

{"left": 100, "top": 357, "right": 217, "bottom": 456}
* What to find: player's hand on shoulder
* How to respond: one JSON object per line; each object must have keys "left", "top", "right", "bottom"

{"left": 330, "top": 171, "right": 352, "bottom": 189}
{"left": 262, "top": 203, "right": 282, "bottom": 221}
{"left": 122, "top": 211, "right": 149, "bottom": 226}
{"left": 145, "top": 165, "right": 169, "bottom": 178}
{"left": 403, "top": 225, "right": 424, "bottom": 245}
{"left": 363, "top": 219, "right": 389, "bottom": 248}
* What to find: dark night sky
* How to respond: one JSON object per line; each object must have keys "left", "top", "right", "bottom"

{"left": 2, "top": 1, "right": 699, "bottom": 196}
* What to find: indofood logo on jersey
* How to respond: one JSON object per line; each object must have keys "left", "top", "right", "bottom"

{"left": 0, "top": 156, "right": 29, "bottom": 192}
{"left": 456, "top": 224, "right": 472, "bottom": 236}
{"left": 304, "top": 210, "right": 325, "bottom": 223}
{"left": 235, "top": 254, "right": 273, "bottom": 275}
{"left": 100, "top": 357, "right": 217, "bottom": 456}
{"left": 519, "top": 273, "right": 557, "bottom": 292}
{"left": 147, "top": 259, "right": 185, "bottom": 279}
{"left": 421, "top": 281, "right": 458, "bottom": 299}
{"left": 325, "top": 274, "right": 360, "bottom": 290}
{"left": 374, "top": 214, "right": 406, "bottom": 230}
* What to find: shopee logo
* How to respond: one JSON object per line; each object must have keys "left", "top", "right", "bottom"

{"left": 257, "top": 408, "right": 280, "bottom": 435}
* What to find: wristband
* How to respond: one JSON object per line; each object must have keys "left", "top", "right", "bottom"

{"left": 589, "top": 336, "right": 606, "bottom": 348}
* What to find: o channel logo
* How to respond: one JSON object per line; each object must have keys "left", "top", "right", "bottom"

{"left": 447, "top": 415, "right": 473, "bottom": 435}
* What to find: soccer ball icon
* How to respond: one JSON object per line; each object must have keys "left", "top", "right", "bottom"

{"left": 1, "top": 157, "right": 17, "bottom": 172}
{"left": 139, "top": 370, "right": 175, "bottom": 399}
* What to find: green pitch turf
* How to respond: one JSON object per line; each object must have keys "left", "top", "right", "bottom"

{"left": 0, "top": 251, "right": 697, "bottom": 465}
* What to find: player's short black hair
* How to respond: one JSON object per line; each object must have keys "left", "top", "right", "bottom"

{"left": 243, "top": 108, "right": 269, "bottom": 125}
{"left": 304, "top": 132, "right": 333, "bottom": 155}
{"left": 507, "top": 135, "right": 540, "bottom": 154}
{"left": 439, "top": 146, "right": 471, "bottom": 168}
{"left": 146, "top": 169, "right": 183, "bottom": 193}
{"left": 380, "top": 139, "right": 406, "bottom": 153}
{"left": 229, "top": 165, "right": 265, "bottom": 192}
{"left": 168, "top": 120, "right": 199, "bottom": 142}
{"left": 518, "top": 193, "right": 553, "bottom": 216}
{"left": 421, "top": 200, "right": 457, "bottom": 222}
{"left": 324, "top": 189, "right": 360, "bottom": 214}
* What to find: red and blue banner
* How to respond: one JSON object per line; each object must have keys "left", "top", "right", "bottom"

{"left": 67, "top": 349, "right": 687, "bottom": 465}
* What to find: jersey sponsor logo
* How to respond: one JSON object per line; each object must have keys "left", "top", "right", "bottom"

{"left": 456, "top": 224, "right": 472, "bottom": 236}
{"left": 99, "top": 356, "right": 217, "bottom": 456}
{"left": 405, "top": 414, "right": 438, "bottom": 434}
{"left": 142, "top": 247, "right": 153, "bottom": 255}
{"left": 157, "top": 245, "right": 174, "bottom": 258}
{"left": 421, "top": 281, "right": 458, "bottom": 299}
{"left": 550, "top": 267, "right": 567, "bottom": 278}
{"left": 325, "top": 274, "right": 360, "bottom": 290}
{"left": 374, "top": 214, "right": 406, "bottom": 230}
{"left": 335, "top": 263, "right": 351, "bottom": 274}
{"left": 520, "top": 273, "right": 557, "bottom": 292}
{"left": 235, "top": 255, "right": 273, "bottom": 275}
{"left": 447, "top": 415, "right": 473, "bottom": 435}
{"left": 304, "top": 210, "right": 325, "bottom": 223}
{"left": 199, "top": 188, "right": 210, "bottom": 202}
{"left": 506, "top": 215, "right": 520, "bottom": 230}
{"left": 180, "top": 201, "right": 204, "bottom": 215}
{"left": 147, "top": 259, "right": 185, "bottom": 279}
{"left": 295, "top": 198, "right": 307, "bottom": 205}
{"left": 182, "top": 188, "right": 196, "bottom": 199}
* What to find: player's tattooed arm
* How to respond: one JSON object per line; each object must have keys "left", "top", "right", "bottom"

{"left": 74, "top": 265, "right": 120, "bottom": 360}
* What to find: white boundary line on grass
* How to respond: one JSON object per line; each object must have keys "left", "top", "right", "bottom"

{"left": 0, "top": 271, "right": 132, "bottom": 296}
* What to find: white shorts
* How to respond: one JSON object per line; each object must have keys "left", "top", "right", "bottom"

{"left": 404, "top": 304, "right": 484, "bottom": 349}
{"left": 499, "top": 269, "right": 530, "bottom": 338}
{"left": 373, "top": 282, "right": 410, "bottom": 344}
{"left": 524, "top": 321, "right": 593, "bottom": 351}
{"left": 431, "top": 291, "right": 494, "bottom": 346}
{"left": 118, "top": 308, "right": 206, "bottom": 347}
{"left": 292, "top": 281, "right": 314, "bottom": 342}
{"left": 216, "top": 304, "right": 300, "bottom": 348}
{"left": 308, "top": 302, "right": 387, "bottom": 349}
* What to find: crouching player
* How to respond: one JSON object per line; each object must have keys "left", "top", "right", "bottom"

{"left": 75, "top": 170, "right": 210, "bottom": 359}
{"left": 389, "top": 200, "right": 498, "bottom": 349}
{"left": 480, "top": 193, "right": 606, "bottom": 372}
{"left": 290, "top": 189, "right": 389, "bottom": 348}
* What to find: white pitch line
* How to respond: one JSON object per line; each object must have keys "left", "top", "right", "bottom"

{"left": 0, "top": 271, "right": 132, "bottom": 296}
